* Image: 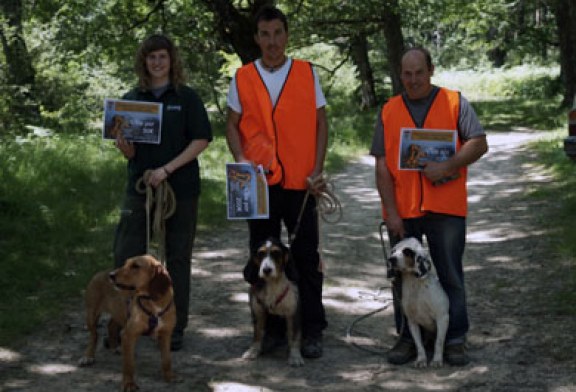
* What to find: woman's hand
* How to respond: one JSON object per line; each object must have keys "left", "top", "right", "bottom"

{"left": 115, "top": 134, "right": 135, "bottom": 159}
{"left": 145, "top": 166, "right": 171, "bottom": 188}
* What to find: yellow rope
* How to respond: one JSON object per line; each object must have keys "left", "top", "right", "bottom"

{"left": 135, "top": 170, "right": 177, "bottom": 265}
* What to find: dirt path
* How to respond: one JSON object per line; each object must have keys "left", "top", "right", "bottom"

{"left": 2, "top": 130, "right": 575, "bottom": 391}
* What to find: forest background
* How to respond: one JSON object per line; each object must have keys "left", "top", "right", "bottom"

{"left": 0, "top": 0, "right": 575, "bottom": 346}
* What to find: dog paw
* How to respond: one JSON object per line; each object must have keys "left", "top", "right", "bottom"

{"left": 430, "top": 359, "right": 444, "bottom": 368}
{"left": 289, "top": 353, "right": 305, "bottom": 367}
{"left": 413, "top": 359, "right": 428, "bottom": 368}
{"left": 242, "top": 347, "right": 260, "bottom": 360}
{"left": 77, "top": 356, "right": 94, "bottom": 367}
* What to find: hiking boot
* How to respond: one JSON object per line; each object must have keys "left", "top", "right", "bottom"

{"left": 301, "top": 336, "right": 323, "bottom": 359}
{"left": 388, "top": 338, "right": 416, "bottom": 365}
{"left": 444, "top": 343, "right": 470, "bottom": 366}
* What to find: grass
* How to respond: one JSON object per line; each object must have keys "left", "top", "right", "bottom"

{"left": 527, "top": 132, "right": 576, "bottom": 315}
{"left": 0, "top": 132, "right": 125, "bottom": 341}
{"left": 1, "top": 65, "right": 574, "bottom": 346}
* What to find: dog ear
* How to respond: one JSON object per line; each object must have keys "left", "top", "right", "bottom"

{"left": 149, "top": 265, "right": 172, "bottom": 298}
{"left": 415, "top": 255, "right": 432, "bottom": 278}
{"left": 402, "top": 247, "right": 416, "bottom": 259}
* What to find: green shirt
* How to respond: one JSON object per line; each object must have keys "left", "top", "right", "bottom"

{"left": 122, "top": 84, "right": 212, "bottom": 199}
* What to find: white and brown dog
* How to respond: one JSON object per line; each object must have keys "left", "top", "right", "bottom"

{"left": 388, "top": 237, "right": 449, "bottom": 368}
{"left": 242, "top": 238, "right": 304, "bottom": 367}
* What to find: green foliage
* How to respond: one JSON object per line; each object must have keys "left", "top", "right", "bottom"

{"left": 0, "top": 131, "right": 124, "bottom": 342}
{"left": 434, "top": 66, "right": 565, "bottom": 130}
{"left": 1, "top": 0, "right": 564, "bottom": 136}
{"left": 197, "top": 137, "right": 232, "bottom": 230}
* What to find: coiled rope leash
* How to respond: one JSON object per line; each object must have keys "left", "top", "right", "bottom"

{"left": 289, "top": 173, "right": 343, "bottom": 246}
{"left": 135, "top": 170, "right": 177, "bottom": 264}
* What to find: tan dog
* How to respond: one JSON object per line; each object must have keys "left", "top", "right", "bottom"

{"left": 242, "top": 238, "right": 304, "bottom": 367}
{"left": 78, "top": 255, "right": 176, "bottom": 392}
{"left": 388, "top": 237, "right": 449, "bottom": 368}
{"left": 108, "top": 115, "right": 129, "bottom": 139}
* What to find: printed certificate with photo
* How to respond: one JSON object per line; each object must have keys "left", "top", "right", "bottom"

{"left": 399, "top": 128, "right": 457, "bottom": 170}
{"left": 226, "top": 163, "right": 269, "bottom": 220}
{"left": 102, "top": 98, "right": 163, "bottom": 144}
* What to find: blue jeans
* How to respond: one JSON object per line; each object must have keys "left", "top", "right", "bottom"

{"left": 388, "top": 213, "right": 468, "bottom": 344}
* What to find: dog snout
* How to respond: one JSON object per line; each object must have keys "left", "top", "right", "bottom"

{"left": 262, "top": 266, "right": 272, "bottom": 276}
{"left": 388, "top": 256, "right": 398, "bottom": 267}
{"left": 109, "top": 271, "right": 117, "bottom": 282}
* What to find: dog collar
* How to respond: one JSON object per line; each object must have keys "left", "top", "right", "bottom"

{"left": 274, "top": 285, "right": 291, "bottom": 307}
{"left": 136, "top": 295, "right": 173, "bottom": 336}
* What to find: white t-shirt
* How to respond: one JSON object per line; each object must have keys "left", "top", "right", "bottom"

{"left": 226, "top": 58, "right": 327, "bottom": 113}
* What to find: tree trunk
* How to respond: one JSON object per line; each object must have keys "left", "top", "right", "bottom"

{"left": 199, "top": 0, "right": 273, "bottom": 65}
{"left": 0, "top": 0, "right": 41, "bottom": 126}
{"left": 553, "top": 0, "right": 576, "bottom": 107}
{"left": 350, "top": 32, "right": 378, "bottom": 109}
{"left": 380, "top": 0, "right": 405, "bottom": 97}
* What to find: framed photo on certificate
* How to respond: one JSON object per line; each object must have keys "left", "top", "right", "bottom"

{"left": 102, "top": 98, "right": 163, "bottom": 144}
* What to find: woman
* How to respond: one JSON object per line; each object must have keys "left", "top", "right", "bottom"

{"left": 113, "top": 34, "right": 212, "bottom": 351}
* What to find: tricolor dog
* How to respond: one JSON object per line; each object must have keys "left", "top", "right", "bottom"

{"left": 242, "top": 238, "right": 304, "bottom": 367}
{"left": 388, "top": 237, "right": 449, "bottom": 368}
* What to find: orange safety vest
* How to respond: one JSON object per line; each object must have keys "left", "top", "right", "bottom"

{"left": 235, "top": 60, "right": 317, "bottom": 189}
{"left": 381, "top": 88, "right": 468, "bottom": 219}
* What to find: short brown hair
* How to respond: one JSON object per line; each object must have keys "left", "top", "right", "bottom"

{"left": 402, "top": 47, "right": 433, "bottom": 71}
{"left": 254, "top": 5, "right": 288, "bottom": 34}
{"left": 135, "top": 34, "right": 186, "bottom": 90}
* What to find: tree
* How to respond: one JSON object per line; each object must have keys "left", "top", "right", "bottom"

{"left": 552, "top": 0, "right": 576, "bottom": 107}
{"left": 350, "top": 32, "right": 377, "bottom": 108}
{"left": 380, "top": 0, "right": 405, "bottom": 95}
{"left": 0, "top": 0, "right": 40, "bottom": 128}
{"left": 199, "top": 0, "right": 273, "bottom": 64}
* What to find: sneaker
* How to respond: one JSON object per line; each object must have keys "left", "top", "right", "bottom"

{"left": 170, "top": 331, "right": 184, "bottom": 352}
{"left": 444, "top": 343, "right": 470, "bottom": 366}
{"left": 388, "top": 338, "right": 416, "bottom": 365}
{"left": 301, "top": 337, "right": 323, "bottom": 359}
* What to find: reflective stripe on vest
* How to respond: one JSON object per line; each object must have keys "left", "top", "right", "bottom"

{"left": 236, "top": 60, "right": 317, "bottom": 189}
{"left": 381, "top": 88, "right": 467, "bottom": 218}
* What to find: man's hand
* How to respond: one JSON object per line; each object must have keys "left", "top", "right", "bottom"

{"left": 307, "top": 172, "right": 326, "bottom": 196}
{"left": 385, "top": 212, "right": 405, "bottom": 239}
{"left": 422, "top": 160, "right": 458, "bottom": 184}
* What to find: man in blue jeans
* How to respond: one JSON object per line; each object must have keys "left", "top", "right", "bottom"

{"left": 371, "top": 47, "right": 488, "bottom": 365}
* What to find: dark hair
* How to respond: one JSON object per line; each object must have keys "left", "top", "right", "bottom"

{"left": 402, "top": 47, "right": 433, "bottom": 71}
{"left": 253, "top": 5, "right": 288, "bottom": 34}
{"left": 135, "top": 34, "right": 186, "bottom": 89}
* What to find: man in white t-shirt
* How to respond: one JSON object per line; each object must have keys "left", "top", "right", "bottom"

{"left": 225, "top": 5, "right": 328, "bottom": 359}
